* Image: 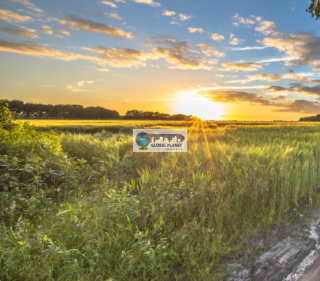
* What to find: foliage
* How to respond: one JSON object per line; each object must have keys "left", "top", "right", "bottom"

{"left": 3, "top": 99, "right": 193, "bottom": 121}
{"left": 2, "top": 121, "right": 320, "bottom": 280}
{"left": 124, "top": 109, "right": 193, "bottom": 120}
{"left": 299, "top": 113, "right": 320, "bottom": 121}
{"left": 3, "top": 99, "right": 120, "bottom": 120}
{"left": 306, "top": 0, "right": 320, "bottom": 20}
{"left": 0, "top": 99, "right": 18, "bottom": 129}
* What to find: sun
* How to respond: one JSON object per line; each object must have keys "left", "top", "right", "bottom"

{"left": 174, "top": 92, "right": 224, "bottom": 120}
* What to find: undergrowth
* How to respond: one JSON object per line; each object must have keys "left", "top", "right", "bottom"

{"left": 1, "top": 110, "right": 320, "bottom": 280}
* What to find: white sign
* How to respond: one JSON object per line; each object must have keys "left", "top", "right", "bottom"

{"left": 133, "top": 129, "right": 187, "bottom": 152}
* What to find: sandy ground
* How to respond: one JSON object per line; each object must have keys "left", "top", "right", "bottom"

{"left": 218, "top": 206, "right": 320, "bottom": 281}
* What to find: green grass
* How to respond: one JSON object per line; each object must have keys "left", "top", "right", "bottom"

{"left": 21, "top": 119, "right": 318, "bottom": 134}
{"left": 2, "top": 121, "right": 320, "bottom": 280}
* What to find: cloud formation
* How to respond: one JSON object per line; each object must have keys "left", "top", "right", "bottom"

{"left": 232, "top": 14, "right": 255, "bottom": 26}
{"left": 131, "top": 0, "right": 160, "bottom": 7}
{"left": 199, "top": 89, "right": 320, "bottom": 114}
{"left": 58, "top": 15, "right": 135, "bottom": 38}
{"left": 221, "top": 62, "right": 263, "bottom": 71}
{"left": 255, "top": 20, "right": 279, "bottom": 35}
{"left": 179, "top": 13, "right": 192, "bottom": 21}
{"left": 286, "top": 74, "right": 320, "bottom": 84}
{"left": 57, "top": 29, "right": 70, "bottom": 36}
{"left": 101, "top": 1, "right": 118, "bottom": 8}
{"left": 0, "top": 9, "right": 33, "bottom": 23}
{"left": 257, "top": 31, "right": 320, "bottom": 69}
{"left": 210, "top": 33, "right": 224, "bottom": 42}
{"left": 188, "top": 27, "right": 204, "bottom": 33}
{"left": 40, "top": 25, "right": 52, "bottom": 35}
{"left": 12, "top": 0, "right": 34, "bottom": 5}
{"left": 201, "top": 90, "right": 273, "bottom": 106}
{"left": 0, "top": 25, "right": 38, "bottom": 38}
{"left": 83, "top": 46, "right": 159, "bottom": 67}
{"left": 196, "top": 44, "right": 213, "bottom": 49}
{"left": 272, "top": 99, "right": 320, "bottom": 114}
{"left": 251, "top": 15, "right": 263, "bottom": 21}
{"left": 264, "top": 83, "right": 320, "bottom": 97}
{"left": 201, "top": 49, "right": 225, "bottom": 58}
{"left": 143, "top": 37, "right": 214, "bottom": 70}
{"left": 229, "top": 37, "right": 245, "bottom": 45}
{"left": 247, "top": 73, "right": 284, "bottom": 81}
{"left": 105, "top": 12, "right": 122, "bottom": 20}
{"left": 0, "top": 38, "right": 106, "bottom": 64}
{"left": 271, "top": 95, "right": 287, "bottom": 100}
{"left": 162, "top": 10, "right": 175, "bottom": 16}
{"left": 229, "top": 46, "right": 270, "bottom": 51}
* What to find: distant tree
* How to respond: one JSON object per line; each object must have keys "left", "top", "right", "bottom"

{"left": 44, "top": 104, "right": 53, "bottom": 119}
{"left": 5, "top": 99, "right": 24, "bottom": 117}
{"left": 23, "top": 103, "right": 37, "bottom": 119}
{"left": 124, "top": 109, "right": 193, "bottom": 120}
{"left": 306, "top": 0, "right": 320, "bottom": 20}
{"left": 300, "top": 114, "right": 320, "bottom": 121}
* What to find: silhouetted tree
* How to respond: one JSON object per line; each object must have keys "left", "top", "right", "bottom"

{"left": 306, "top": 0, "right": 320, "bottom": 20}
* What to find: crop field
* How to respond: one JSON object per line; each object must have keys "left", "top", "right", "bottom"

{"left": 2, "top": 119, "right": 320, "bottom": 280}
{"left": 22, "top": 119, "right": 312, "bottom": 133}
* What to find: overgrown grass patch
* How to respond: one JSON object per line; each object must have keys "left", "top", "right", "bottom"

{"left": 2, "top": 120, "right": 320, "bottom": 280}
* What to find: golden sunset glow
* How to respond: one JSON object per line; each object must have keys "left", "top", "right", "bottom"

{"left": 174, "top": 92, "right": 224, "bottom": 120}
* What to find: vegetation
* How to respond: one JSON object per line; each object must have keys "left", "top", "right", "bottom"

{"left": 3, "top": 99, "right": 192, "bottom": 121}
{"left": 2, "top": 101, "right": 320, "bottom": 280}
{"left": 4, "top": 99, "right": 120, "bottom": 120}
{"left": 306, "top": 0, "right": 320, "bottom": 20}
{"left": 299, "top": 114, "right": 320, "bottom": 121}
{"left": 22, "top": 119, "right": 309, "bottom": 134}
{"left": 124, "top": 110, "right": 193, "bottom": 120}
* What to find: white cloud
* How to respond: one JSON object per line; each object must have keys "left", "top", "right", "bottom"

{"left": 255, "top": 20, "right": 279, "bottom": 35}
{"left": 179, "top": 13, "right": 192, "bottom": 21}
{"left": 162, "top": 10, "right": 176, "bottom": 16}
{"left": 188, "top": 27, "right": 204, "bottom": 33}
{"left": 101, "top": 1, "right": 118, "bottom": 8}
{"left": 170, "top": 21, "right": 181, "bottom": 25}
{"left": 229, "top": 46, "right": 270, "bottom": 51}
{"left": 105, "top": 12, "right": 122, "bottom": 20}
{"left": 232, "top": 13, "right": 255, "bottom": 26}
{"left": 131, "top": 0, "right": 160, "bottom": 7}
{"left": 210, "top": 33, "right": 224, "bottom": 42}
{"left": 201, "top": 49, "right": 225, "bottom": 57}
{"left": 251, "top": 15, "right": 263, "bottom": 21}
{"left": 229, "top": 37, "right": 245, "bottom": 45}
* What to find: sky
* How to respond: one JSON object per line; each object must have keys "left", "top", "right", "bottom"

{"left": 1, "top": 0, "right": 320, "bottom": 120}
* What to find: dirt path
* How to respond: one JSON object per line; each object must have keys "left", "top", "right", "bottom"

{"left": 219, "top": 207, "right": 320, "bottom": 281}
{"left": 296, "top": 255, "right": 320, "bottom": 280}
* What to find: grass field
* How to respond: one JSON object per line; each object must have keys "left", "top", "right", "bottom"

{"left": 21, "top": 119, "right": 316, "bottom": 133}
{"left": 2, "top": 120, "right": 320, "bottom": 280}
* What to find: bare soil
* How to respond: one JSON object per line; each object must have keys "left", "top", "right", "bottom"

{"left": 219, "top": 206, "right": 320, "bottom": 281}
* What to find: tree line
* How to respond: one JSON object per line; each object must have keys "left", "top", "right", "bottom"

{"left": 3, "top": 99, "right": 193, "bottom": 120}
{"left": 123, "top": 110, "right": 193, "bottom": 120}
{"left": 4, "top": 99, "right": 120, "bottom": 120}
{"left": 299, "top": 114, "right": 320, "bottom": 122}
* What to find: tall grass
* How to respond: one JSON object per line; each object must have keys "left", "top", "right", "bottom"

{"left": 2, "top": 122, "right": 320, "bottom": 280}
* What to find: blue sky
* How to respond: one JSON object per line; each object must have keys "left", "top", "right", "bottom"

{"left": 1, "top": 0, "right": 320, "bottom": 120}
